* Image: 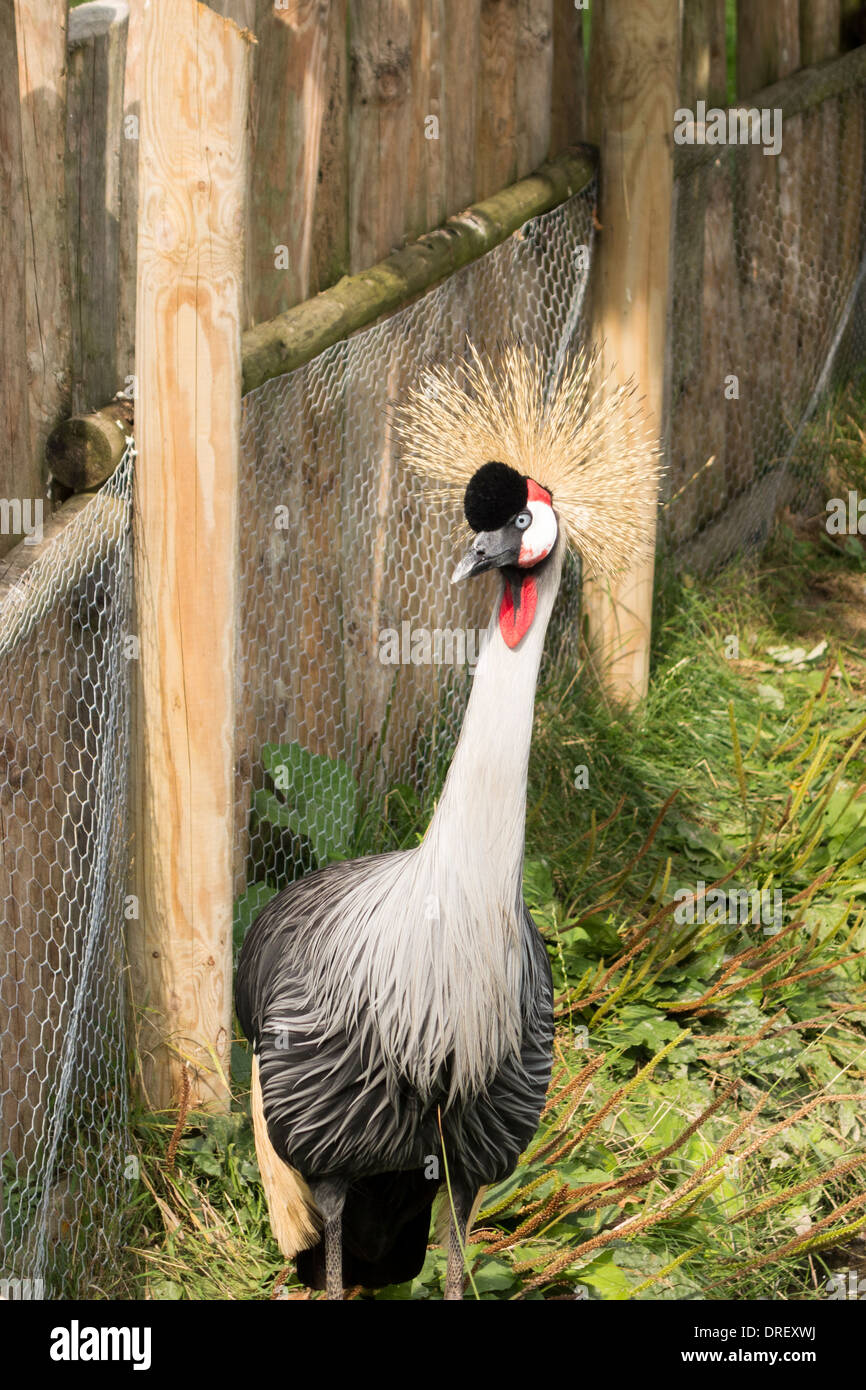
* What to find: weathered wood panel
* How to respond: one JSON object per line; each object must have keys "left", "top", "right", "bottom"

{"left": 475, "top": 0, "right": 519, "bottom": 200}
{"left": 0, "top": 0, "right": 33, "bottom": 560}
{"left": 442, "top": 0, "right": 481, "bottom": 212}
{"left": 670, "top": 0, "right": 738, "bottom": 541}
{"left": 247, "top": 0, "right": 331, "bottom": 327}
{"left": 13, "top": 0, "right": 72, "bottom": 496}
{"left": 550, "top": 0, "right": 585, "bottom": 154}
{"left": 734, "top": 0, "right": 800, "bottom": 518}
{"left": 66, "top": 1, "right": 130, "bottom": 413}
{"left": 310, "top": 0, "right": 350, "bottom": 294}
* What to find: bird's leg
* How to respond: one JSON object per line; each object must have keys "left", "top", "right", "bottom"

{"left": 324, "top": 1212, "right": 343, "bottom": 1302}
{"left": 310, "top": 1178, "right": 347, "bottom": 1301}
{"left": 444, "top": 1181, "right": 474, "bottom": 1301}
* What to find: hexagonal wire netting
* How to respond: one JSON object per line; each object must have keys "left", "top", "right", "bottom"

{"left": 0, "top": 448, "right": 134, "bottom": 1299}
{"left": 234, "top": 186, "right": 595, "bottom": 919}
{"left": 665, "top": 81, "right": 866, "bottom": 568}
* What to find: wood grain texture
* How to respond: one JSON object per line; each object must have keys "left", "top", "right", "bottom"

{"left": 475, "top": 0, "right": 519, "bottom": 200}
{"left": 584, "top": 0, "right": 677, "bottom": 705}
{"left": 310, "top": 0, "right": 350, "bottom": 293}
{"left": 679, "top": 0, "right": 727, "bottom": 109}
{"left": 116, "top": 0, "right": 141, "bottom": 396}
{"left": 409, "top": 0, "right": 446, "bottom": 236}
{"left": 131, "top": 0, "right": 251, "bottom": 1111}
{"left": 247, "top": 0, "right": 330, "bottom": 326}
{"left": 800, "top": 0, "right": 841, "bottom": 64}
{"left": 442, "top": 0, "right": 480, "bottom": 212}
{"left": 348, "top": 0, "right": 416, "bottom": 270}
{"left": 0, "top": 0, "right": 33, "bottom": 560}
{"left": 13, "top": 0, "right": 72, "bottom": 497}
{"left": 736, "top": 0, "right": 799, "bottom": 98}
{"left": 671, "top": 0, "right": 735, "bottom": 539}
{"left": 550, "top": 0, "right": 585, "bottom": 155}
{"left": 515, "top": 0, "right": 552, "bottom": 176}
{"left": 66, "top": 1, "right": 130, "bottom": 413}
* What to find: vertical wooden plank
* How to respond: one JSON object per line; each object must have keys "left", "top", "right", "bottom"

{"left": 0, "top": 0, "right": 33, "bottom": 560}
{"left": 130, "top": 0, "right": 251, "bottom": 1111}
{"left": 736, "top": 0, "right": 799, "bottom": 96}
{"left": 734, "top": 0, "right": 799, "bottom": 522}
{"left": 409, "top": 0, "right": 446, "bottom": 236}
{"left": 14, "top": 0, "right": 72, "bottom": 492}
{"left": 247, "top": 0, "right": 331, "bottom": 326}
{"left": 116, "top": 0, "right": 141, "bottom": 398}
{"left": 66, "top": 2, "right": 130, "bottom": 413}
{"left": 670, "top": 0, "right": 738, "bottom": 543}
{"left": 310, "top": 0, "right": 350, "bottom": 293}
{"left": 348, "top": 0, "right": 415, "bottom": 270}
{"left": 515, "top": 0, "right": 552, "bottom": 177}
{"left": 474, "top": 0, "right": 518, "bottom": 201}
{"left": 680, "top": 0, "right": 727, "bottom": 109}
{"left": 550, "top": 0, "right": 585, "bottom": 155}
{"left": 584, "top": 0, "right": 677, "bottom": 704}
{"left": 800, "top": 0, "right": 841, "bottom": 62}
{"left": 442, "top": 0, "right": 480, "bottom": 212}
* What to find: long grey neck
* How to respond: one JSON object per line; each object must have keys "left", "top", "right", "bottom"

{"left": 420, "top": 538, "right": 565, "bottom": 910}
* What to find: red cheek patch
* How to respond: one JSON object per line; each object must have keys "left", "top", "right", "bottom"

{"left": 499, "top": 577, "right": 537, "bottom": 648}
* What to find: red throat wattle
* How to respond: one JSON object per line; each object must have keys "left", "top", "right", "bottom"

{"left": 499, "top": 577, "right": 537, "bottom": 648}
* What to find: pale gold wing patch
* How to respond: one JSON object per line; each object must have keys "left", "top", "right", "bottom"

{"left": 251, "top": 1055, "right": 321, "bottom": 1257}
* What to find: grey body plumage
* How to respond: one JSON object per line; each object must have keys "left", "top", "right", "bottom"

{"left": 237, "top": 870, "right": 553, "bottom": 1187}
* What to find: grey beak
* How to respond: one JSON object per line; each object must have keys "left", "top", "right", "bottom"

{"left": 451, "top": 529, "right": 519, "bottom": 583}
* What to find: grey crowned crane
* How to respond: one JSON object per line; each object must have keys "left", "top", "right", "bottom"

{"left": 236, "top": 343, "right": 659, "bottom": 1300}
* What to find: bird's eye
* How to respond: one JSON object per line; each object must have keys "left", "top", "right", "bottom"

{"left": 514, "top": 510, "right": 532, "bottom": 530}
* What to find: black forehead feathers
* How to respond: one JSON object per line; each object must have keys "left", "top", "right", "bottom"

{"left": 464, "top": 460, "right": 528, "bottom": 533}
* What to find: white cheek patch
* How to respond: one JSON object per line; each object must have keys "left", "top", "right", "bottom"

{"left": 518, "top": 500, "right": 558, "bottom": 567}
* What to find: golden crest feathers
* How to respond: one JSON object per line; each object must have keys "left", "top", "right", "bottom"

{"left": 398, "top": 341, "right": 662, "bottom": 579}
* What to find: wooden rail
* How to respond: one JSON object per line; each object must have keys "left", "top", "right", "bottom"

{"left": 241, "top": 146, "right": 597, "bottom": 394}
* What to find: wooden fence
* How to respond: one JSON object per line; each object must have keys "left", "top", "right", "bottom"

{"left": 1, "top": 1, "right": 865, "bottom": 1116}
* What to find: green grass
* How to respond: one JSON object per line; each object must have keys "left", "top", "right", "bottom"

{"left": 117, "top": 382, "right": 866, "bottom": 1301}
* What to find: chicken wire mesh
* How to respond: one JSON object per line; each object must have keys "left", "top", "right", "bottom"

{"left": 234, "top": 185, "right": 595, "bottom": 908}
{"left": 0, "top": 446, "right": 134, "bottom": 1299}
{"left": 664, "top": 77, "right": 866, "bottom": 569}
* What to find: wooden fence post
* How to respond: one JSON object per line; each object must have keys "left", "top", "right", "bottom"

{"left": 130, "top": 0, "right": 252, "bottom": 1111}
{"left": 584, "top": 0, "right": 678, "bottom": 704}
